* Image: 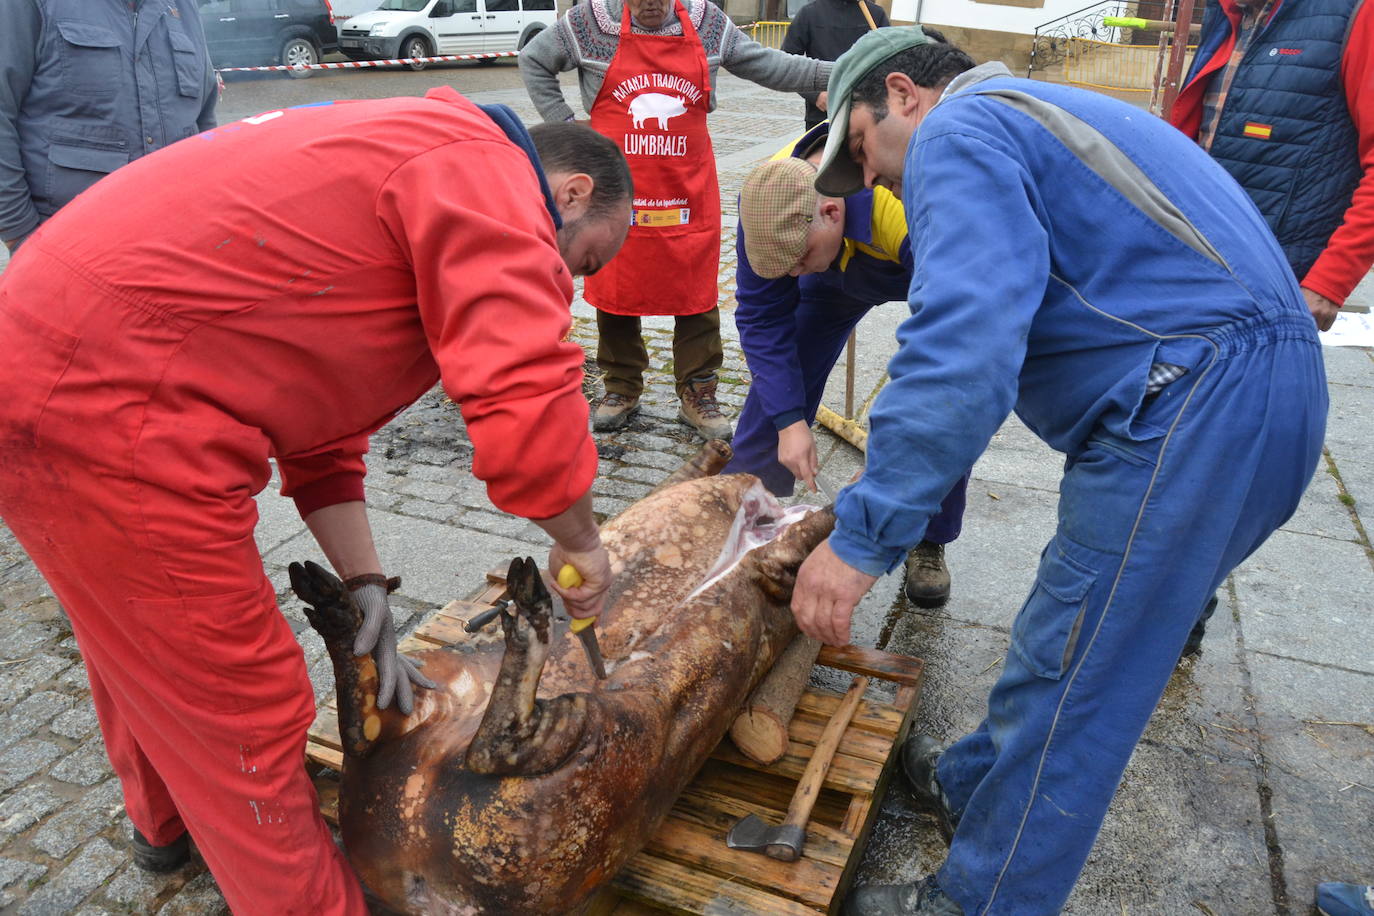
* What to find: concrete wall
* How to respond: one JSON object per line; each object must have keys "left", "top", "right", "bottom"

{"left": 899, "top": 23, "right": 1035, "bottom": 74}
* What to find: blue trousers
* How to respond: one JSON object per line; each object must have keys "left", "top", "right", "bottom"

{"left": 725, "top": 286, "right": 968, "bottom": 543}
{"left": 935, "top": 312, "right": 1327, "bottom": 914}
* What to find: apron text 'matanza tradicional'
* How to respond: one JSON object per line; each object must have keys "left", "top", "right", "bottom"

{"left": 584, "top": 0, "right": 721, "bottom": 316}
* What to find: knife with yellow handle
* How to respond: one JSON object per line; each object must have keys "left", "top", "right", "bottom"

{"left": 558, "top": 564, "right": 607, "bottom": 680}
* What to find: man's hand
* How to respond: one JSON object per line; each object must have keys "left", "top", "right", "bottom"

{"left": 1302, "top": 287, "right": 1340, "bottom": 331}
{"left": 347, "top": 576, "right": 437, "bottom": 715}
{"left": 548, "top": 541, "right": 613, "bottom": 620}
{"left": 792, "top": 539, "right": 878, "bottom": 646}
{"left": 778, "top": 420, "right": 819, "bottom": 493}
{"left": 816, "top": 90, "right": 829, "bottom": 113}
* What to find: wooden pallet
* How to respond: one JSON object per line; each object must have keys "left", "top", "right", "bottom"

{"left": 305, "top": 571, "right": 924, "bottom": 916}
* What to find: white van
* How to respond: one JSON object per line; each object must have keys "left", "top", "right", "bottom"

{"left": 339, "top": 0, "right": 554, "bottom": 68}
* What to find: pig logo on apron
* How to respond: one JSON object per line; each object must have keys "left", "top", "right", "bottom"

{"left": 629, "top": 93, "right": 687, "bottom": 129}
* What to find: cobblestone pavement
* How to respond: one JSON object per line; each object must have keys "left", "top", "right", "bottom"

{"left": 1, "top": 72, "right": 1371, "bottom": 915}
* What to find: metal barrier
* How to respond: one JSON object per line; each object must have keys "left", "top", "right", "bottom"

{"left": 215, "top": 50, "right": 517, "bottom": 75}
{"left": 1062, "top": 36, "right": 1194, "bottom": 91}
{"left": 749, "top": 21, "right": 791, "bottom": 49}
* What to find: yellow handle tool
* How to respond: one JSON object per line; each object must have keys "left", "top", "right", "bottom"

{"left": 559, "top": 564, "right": 607, "bottom": 680}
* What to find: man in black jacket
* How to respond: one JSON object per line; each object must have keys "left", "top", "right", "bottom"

{"left": 782, "top": 0, "right": 889, "bottom": 129}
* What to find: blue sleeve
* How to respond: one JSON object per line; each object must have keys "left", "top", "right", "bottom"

{"left": 735, "top": 220, "right": 809, "bottom": 428}
{"left": 0, "top": 0, "right": 42, "bottom": 242}
{"left": 829, "top": 125, "right": 1049, "bottom": 576}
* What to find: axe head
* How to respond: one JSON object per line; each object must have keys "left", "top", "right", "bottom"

{"left": 725, "top": 814, "right": 805, "bottom": 861}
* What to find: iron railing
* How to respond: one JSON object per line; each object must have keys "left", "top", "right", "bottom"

{"left": 1028, "top": 0, "right": 1201, "bottom": 75}
{"left": 1028, "top": 0, "right": 1130, "bottom": 75}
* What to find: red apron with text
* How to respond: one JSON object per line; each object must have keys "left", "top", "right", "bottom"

{"left": 584, "top": 0, "right": 721, "bottom": 316}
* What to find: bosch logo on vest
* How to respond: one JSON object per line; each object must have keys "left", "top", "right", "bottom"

{"left": 609, "top": 72, "right": 703, "bottom": 158}
{"left": 1269, "top": 47, "right": 1304, "bottom": 55}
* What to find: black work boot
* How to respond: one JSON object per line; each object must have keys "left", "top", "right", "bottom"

{"left": 1181, "top": 594, "right": 1219, "bottom": 658}
{"left": 900, "top": 734, "right": 958, "bottom": 844}
{"left": 131, "top": 827, "right": 191, "bottom": 873}
{"left": 844, "top": 875, "right": 964, "bottom": 916}
{"left": 904, "top": 541, "right": 950, "bottom": 608}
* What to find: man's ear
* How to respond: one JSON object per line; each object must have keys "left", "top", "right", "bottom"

{"left": 551, "top": 172, "right": 595, "bottom": 221}
{"left": 884, "top": 71, "right": 922, "bottom": 118}
{"left": 818, "top": 197, "right": 844, "bottom": 226}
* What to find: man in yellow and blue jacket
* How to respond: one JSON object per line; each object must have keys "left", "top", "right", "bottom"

{"left": 726, "top": 123, "right": 968, "bottom": 607}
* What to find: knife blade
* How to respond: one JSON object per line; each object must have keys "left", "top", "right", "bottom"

{"left": 558, "top": 564, "right": 607, "bottom": 680}
{"left": 815, "top": 475, "right": 837, "bottom": 504}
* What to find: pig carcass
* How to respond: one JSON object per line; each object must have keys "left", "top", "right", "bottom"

{"left": 628, "top": 93, "right": 687, "bottom": 129}
{"left": 290, "top": 442, "right": 834, "bottom": 915}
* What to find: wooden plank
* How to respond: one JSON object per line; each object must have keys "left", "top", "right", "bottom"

{"left": 311, "top": 769, "right": 340, "bottom": 824}
{"left": 612, "top": 852, "right": 822, "bottom": 916}
{"left": 839, "top": 794, "right": 872, "bottom": 839}
{"left": 583, "top": 890, "right": 662, "bottom": 916}
{"left": 817, "top": 645, "right": 923, "bottom": 688}
{"left": 786, "top": 715, "right": 897, "bottom": 765}
{"left": 417, "top": 614, "right": 476, "bottom": 646}
{"left": 309, "top": 707, "right": 341, "bottom": 751}
{"left": 691, "top": 760, "right": 854, "bottom": 831}
{"left": 795, "top": 693, "right": 905, "bottom": 737}
{"left": 670, "top": 785, "right": 853, "bottom": 868}
{"left": 711, "top": 740, "right": 880, "bottom": 794}
{"left": 641, "top": 818, "right": 840, "bottom": 910}
{"left": 307, "top": 742, "right": 343, "bottom": 771}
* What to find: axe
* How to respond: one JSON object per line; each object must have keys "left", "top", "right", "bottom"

{"left": 725, "top": 675, "right": 870, "bottom": 862}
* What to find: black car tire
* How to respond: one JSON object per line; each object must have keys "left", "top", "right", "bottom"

{"left": 281, "top": 35, "right": 320, "bottom": 79}
{"left": 401, "top": 35, "right": 430, "bottom": 71}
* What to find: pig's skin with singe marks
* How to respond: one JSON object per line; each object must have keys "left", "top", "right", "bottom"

{"left": 292, "top": 451, "right": 832, "bottom": 915}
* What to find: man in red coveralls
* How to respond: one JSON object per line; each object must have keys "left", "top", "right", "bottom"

{"left": 0, "top": 90, "right": 631, "bottom": 914}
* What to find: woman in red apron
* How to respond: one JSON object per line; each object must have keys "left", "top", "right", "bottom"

{"left": 584, "top": 0, "right": 733, "bottom": 440}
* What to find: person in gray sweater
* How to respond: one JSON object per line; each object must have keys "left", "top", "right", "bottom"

{"left": 521, "top": 0, "right": 831, "bottom": 121}
{"left": 520, "top": 0, "right": 831, "bottom": 442}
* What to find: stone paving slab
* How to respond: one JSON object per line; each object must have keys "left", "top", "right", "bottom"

{"left": 0, "top": 71, "right": 1370, "bottom": 915}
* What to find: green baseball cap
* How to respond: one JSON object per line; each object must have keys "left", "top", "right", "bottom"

{"left": 814, "top": 26, "right": 932, "bottom": 198}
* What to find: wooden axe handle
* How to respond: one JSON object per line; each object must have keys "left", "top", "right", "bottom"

{"left": 780, "top": 675, "right": 870, "bottom": 833}
{"left": 858, "top": 0, "right": 879, "bottom": 30}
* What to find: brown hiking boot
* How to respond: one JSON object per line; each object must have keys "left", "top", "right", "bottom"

{"left": 677, "top": 376, "right": 733, "bottom": 441}
{"left": 593, "top": 392, "right": 640, "bottom": 431}
{"left": 904, "top": 541, "right": 950, "bottom": 608}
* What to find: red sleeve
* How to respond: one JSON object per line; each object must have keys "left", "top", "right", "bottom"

{"left": 375, "top": 138, "right": 597, "bottom": 521}
{"left": 1169, "top": 1, "right": 1244, "bottom": 139}
{"left": 278, "top": 436, "right": 369, "bottom": 518}
{"left": 1302, "top": 1, "right": 1374, "bottom": 305}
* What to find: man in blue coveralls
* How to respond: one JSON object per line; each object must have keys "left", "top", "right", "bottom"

{"left": 788, "top": 27, "right": 1329, "bottom": 916}
{"left": 726, "top": 125, "right": 970, "bottom": 607}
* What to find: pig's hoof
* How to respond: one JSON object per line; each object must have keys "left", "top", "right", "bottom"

{"left": 289, "top": 560, "right": 358, "bottom": 638}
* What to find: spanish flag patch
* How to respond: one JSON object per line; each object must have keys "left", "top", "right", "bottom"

{"left": 1243, "top": 122, "right": 1273, "bottom": 139}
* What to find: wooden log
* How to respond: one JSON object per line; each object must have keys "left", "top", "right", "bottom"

{"left": 730, "top": 634, "right": 822, "bottom": 764}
